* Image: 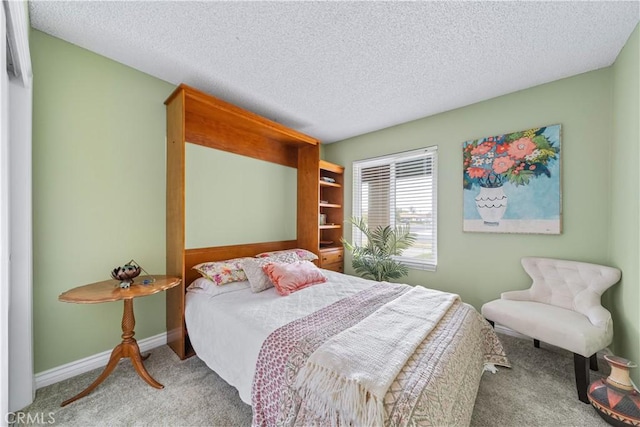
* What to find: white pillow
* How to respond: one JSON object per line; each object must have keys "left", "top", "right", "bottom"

{"left": 243, "top": 252, "right": 301, "bottom": 293}
{"left": 187, "top": 277, "right": 250, "bottom": 296}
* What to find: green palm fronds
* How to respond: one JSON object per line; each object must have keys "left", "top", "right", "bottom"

{"left": 342, "top": 217, "right": 416, "bottom": 282}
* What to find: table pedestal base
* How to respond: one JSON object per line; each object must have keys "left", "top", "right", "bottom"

{"left": 61, "top": 299, "right": 163, "bottom": 407}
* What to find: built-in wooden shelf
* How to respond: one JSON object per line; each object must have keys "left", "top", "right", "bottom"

{"left": 320, "top": 180, "right": 341, "bottom": 188}
{"left": 318, "top": 160, "right": 345, "bottom": 273}
{"left": 319, "top": 224, "right": 341, "bottom": 230}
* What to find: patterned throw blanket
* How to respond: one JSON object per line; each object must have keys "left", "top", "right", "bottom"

{"left": 294, "top": 287, "right": 459, "bottom": 426}
{"left": 251, "top": 283, "right": 509, "bottom": 427}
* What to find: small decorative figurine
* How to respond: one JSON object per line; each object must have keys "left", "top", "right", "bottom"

{"left": 111, "top": 263, "right": 141, "bottom": 288}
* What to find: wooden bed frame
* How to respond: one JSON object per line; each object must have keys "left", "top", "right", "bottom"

{"left": 165, "top": 84, "right": 322, "bottom": 359}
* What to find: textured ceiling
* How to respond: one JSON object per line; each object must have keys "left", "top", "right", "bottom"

{"left": 29, "top": 1, "right": 639, "bottom": 143}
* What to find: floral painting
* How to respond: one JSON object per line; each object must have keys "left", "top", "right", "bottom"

{"left": 463, "top": 124, "right": 561, "bottom": 234}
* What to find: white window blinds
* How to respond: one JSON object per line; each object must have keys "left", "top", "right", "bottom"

{"left": 352, "top": 147, "right": 437, "bottom": 271}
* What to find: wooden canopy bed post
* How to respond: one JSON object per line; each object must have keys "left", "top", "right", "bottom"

{"left": 164, "top": 84, "right": 321, "bottom": 359}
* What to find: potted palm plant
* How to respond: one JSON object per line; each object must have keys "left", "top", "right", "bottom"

{"left": 341, "top": 217, "right": 416, "bottom": 282}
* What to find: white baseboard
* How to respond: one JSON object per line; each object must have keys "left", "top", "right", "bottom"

{"left": 34, "top": 333, "right": 167, "bottom": 390}
{"left": 494, "top": 324, "right": 530, "bottom": 340}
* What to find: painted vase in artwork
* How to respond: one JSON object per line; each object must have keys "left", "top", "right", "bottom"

{"left": 474, "top": 186, "right": 508, "bottom": 226}
{"left": 588, "top": 355, "right": 640, "bottom": 427}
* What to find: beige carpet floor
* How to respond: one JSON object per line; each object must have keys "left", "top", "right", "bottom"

{"left": 15, "top": 333, "right": 611, "bottom": 426}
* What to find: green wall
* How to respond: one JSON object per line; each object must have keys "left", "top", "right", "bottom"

{"left": 610, "top": 24, "right": 639, "bottom": 384}
{"left": 185, "top": 144, "right": 297, "bottom": 249}
{"left": 326, "top": 69, "right": 614, "bottom": 307}
{"left": 31, "top": 30, "right": 175, "bottom": 372}
{"left": 326, "top": 25, "right": 639, "bottom": 383}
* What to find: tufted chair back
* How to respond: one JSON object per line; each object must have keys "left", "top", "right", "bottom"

{"left": 521, "top": 257, "right": 621, "bottom": 328}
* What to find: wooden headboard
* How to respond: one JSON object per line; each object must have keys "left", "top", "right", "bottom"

{"left": 165, "top": 84, "right": 321, "bottom": 359}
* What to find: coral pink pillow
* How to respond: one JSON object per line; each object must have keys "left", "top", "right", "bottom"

{"left": 262, "top": 261, "right": 327, "bottom": 296}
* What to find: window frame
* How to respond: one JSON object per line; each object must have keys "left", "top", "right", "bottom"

{"left": 352, "top": 146, "right": 438, "bottom": 272}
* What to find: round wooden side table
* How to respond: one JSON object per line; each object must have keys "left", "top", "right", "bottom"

{"left": 58, "top": 275, "right": 181, "bottom": 407}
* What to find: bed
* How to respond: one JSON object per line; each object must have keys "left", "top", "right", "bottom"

{"left": 164, "top": 84, "right": 509, "bottom": 426}
{"left": 185, "top": 265, "right": 509, "bottom": 426}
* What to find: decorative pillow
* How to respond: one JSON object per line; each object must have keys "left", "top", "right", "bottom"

{"left": 254, "top": 248, "right": 318, "bottom": 262}
{"left": 192, "top": 257, "right": 251, "bottom": 286}
{"left": 242, "top": 252, "right": 301, "bottom": 293}
{"left": 186, "top": 277, "right": 250, "bottom": 296}
{"left": 263, "top": 261, "right": 327, "bottom": 296}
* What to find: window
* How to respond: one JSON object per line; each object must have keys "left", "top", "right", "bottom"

{"left": 352, "top": 147, "right": 437, "bottom": 271}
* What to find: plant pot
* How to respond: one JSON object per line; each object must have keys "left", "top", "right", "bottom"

{"left": 588, "top": 355, "right": 640, "bottom": 427}
{"left": 474, "top": 186, "right": 508, "bottom": 226}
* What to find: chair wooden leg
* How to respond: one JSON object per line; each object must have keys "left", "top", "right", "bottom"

{"left": 590, "top": 354, "right": 598, "bottom": 371}
{"left": 574, "top": 353, "right": 590, "bottom": 404}
{"left": 534, "top": 339, "right": 540, "bottom": 348}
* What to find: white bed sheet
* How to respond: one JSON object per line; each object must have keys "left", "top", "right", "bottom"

{"left": 185, "top": 269, "right": 375, "bottom": 404}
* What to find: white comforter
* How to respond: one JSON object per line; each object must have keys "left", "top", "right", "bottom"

{"left": 185, "top": 269, "right": 375, "bottom": 404}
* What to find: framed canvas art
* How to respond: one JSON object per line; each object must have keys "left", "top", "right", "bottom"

{"left": 462, "top": 124, "right": 561, "bottom": 234}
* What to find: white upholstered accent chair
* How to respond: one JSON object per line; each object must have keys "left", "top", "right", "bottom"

{"left": 481, "top": 257, "right": 621, "bottom": 403}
